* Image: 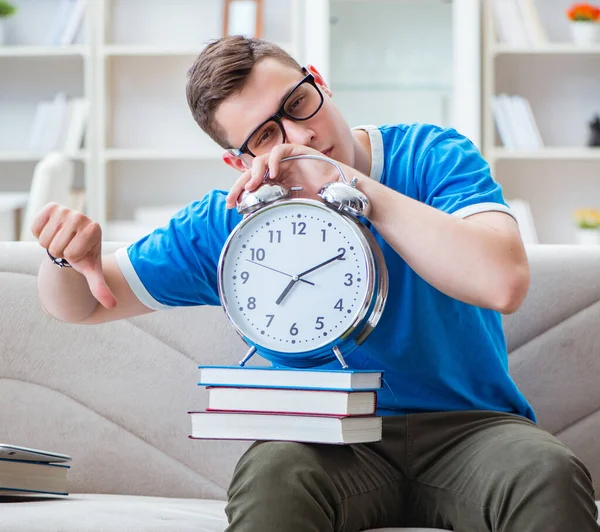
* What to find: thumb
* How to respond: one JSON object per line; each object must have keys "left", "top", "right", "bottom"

{"left": 80, "top": 258, "right": 117, "bottom": 309}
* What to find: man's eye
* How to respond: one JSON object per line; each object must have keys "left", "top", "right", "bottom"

{"left": 288, "top": 96, "right": 304, "bottom": 113}
{"left": 256, "top": 129, "right": 273, "bottom": 146}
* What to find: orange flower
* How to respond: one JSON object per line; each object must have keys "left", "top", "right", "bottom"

{"left": 567, "top": 3, "right": 600, "bottom": 22}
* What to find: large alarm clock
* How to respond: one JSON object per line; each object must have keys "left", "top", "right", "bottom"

{"left": 217, "top": 155, "right": 388, "bottom": 369}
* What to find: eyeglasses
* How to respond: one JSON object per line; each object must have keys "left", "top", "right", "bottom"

{"left": 227, "top": 70, "right": 324, "bottom": 164}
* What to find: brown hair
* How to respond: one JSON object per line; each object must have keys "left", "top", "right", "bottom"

{"left": 186, "top": 35, "right": 302, "bottom": 149}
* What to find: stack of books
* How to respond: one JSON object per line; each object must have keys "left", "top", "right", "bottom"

{"left": 188, "top": 365, "right": 384, "bottom": 445}
{"left": 0, "top": 444, "right": 71, "bottom": 496}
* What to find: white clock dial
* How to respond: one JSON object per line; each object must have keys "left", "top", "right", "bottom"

{"left": 220, "top": 200, "right": 372, "bottom": 354}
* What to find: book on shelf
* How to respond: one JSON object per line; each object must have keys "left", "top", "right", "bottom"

{"left": 506, "top": 198, "right": 539, "bottom": 245}
{"left": 198, "top": 365, "right": 383, "bottom": 391}
{"left": 491, "top": 0, "right": 548, "bottom": 47}
{"left": 27, "top": 95, "right": 89, "bottom": 154}
{"left": 188, "top": 411, "right": 383, "bottom": 445}
{"left": 206, "top": 386, "right": 378, "bottom": 416}
{"left": 46, "top": 0, "right": 87, "bottom": 46}
{"left": 492, "top": 93, "right": 544, "bottom": 150}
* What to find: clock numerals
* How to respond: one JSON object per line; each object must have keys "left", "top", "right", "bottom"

{"left": 289, "top": 323, "right": 299, "bottom": 336}
{"left": 334, "top": 298, "right": 344, "bottom": 312}
{"left": 315, "top": 316, "right": 325, "bottom": 330}
{"left": 247, "top": 296, "right": 257, "bottom": 310}
{"left": 240, "top": 271, "right": 250, "bottom": 284}
{"left": 344, "top": 273, "right": 353, "bottom": 286}
{"left": 321, "top": 229, "right": 327, "bottom": 242}
{"left": 250, "top": 248, "right": 265, "bottom": 261}
{"left": 291, "top": 221, "right": 306, "bottom": 235}
{"left": 268, "top": 230, "right": 282, "bottom": 244}
{"left": 265, "top": 314, "right": 274, "bottom": 327}
{"left": 337, "top": 247, "right": 346, "bottom": 260}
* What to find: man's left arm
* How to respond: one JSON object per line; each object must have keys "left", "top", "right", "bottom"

{"left": 227, "top": 140, "right": 530, "bottom": 315}
{"left": 355, "top": 176, "right": 530, "bottom": 314}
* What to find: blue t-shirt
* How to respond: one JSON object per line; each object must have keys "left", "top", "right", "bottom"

{"left": 116, "top": 123, "right": 535, "bottom": 421}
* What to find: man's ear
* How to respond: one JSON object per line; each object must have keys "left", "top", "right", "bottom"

{"left": 222, "top": 151, "right": 248, "bottom": 172}
{"left": 306, "top": 64, "right": 332, "bottom": 98}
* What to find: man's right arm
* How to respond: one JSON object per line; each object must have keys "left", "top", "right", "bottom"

{"left": 37, "top": 253, "right": 153, "bottom": 324}
{"left": 33, "top": 202, "right": 153, "bottom": 325}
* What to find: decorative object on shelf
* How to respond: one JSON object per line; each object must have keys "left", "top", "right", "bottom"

{"left": 223, "top": 0, "right": 263, "bottom": 38}
{"left": 588, "top": 114, "right": 600, "bottom": 147}
{"left": 566, "top": 3, "right": 600, "bottom": 45}
{"left": 573, "top": 208, "right": 600, "bottom": 244}
{"left": 0, "top": 0, "right": 17, "bottom": 46}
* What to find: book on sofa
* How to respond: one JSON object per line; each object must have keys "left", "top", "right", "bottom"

{"left": 0, "top": 458, "right": 69, "bottom": 496}
{"left": 198, "top": 365, "right": 382, "bottom": 391}
{"left": 189, "top": 411, "right": 382, "bottom": 444}
{"left": 206, "top": 386, "right": 377, "bottom": 416}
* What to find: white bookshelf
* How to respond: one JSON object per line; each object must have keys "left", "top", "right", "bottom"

{"left": 93, "top": 0, "right": 302, "bottom": 231}
{"left": 483, "top": 0, "right": 600, "bottom": 245}
{"left": 0, "top": 0, "right": 301, "bottom": 238}
{"left": 0, "top": 0, "right": 93, "bottom": 201}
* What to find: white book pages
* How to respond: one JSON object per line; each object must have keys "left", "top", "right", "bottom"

{"left": 43, "top": 93, "right": 68, "bottom": 151}
{"left": 500, "top": 94, "right": 530, "bottom": 150}
{"left": 507, "top": 198, "right": 539, "bottom": 245}
{"left": 27, "top": 101, "right": 51, "bottom": 151}
{"left": 491, "top": 95, "right": 516, "bottom": 149}
{"left": 45, "top": 0, "right": 74, "bottom": 45}
{"left": 517, "top": 0, "right": 548, "bottom": 47}
{"left": 513, "top": 95, "right": 544, "bottom": 150}
{"left": 63, "top": 99, "right": 89, "bottom": 154}
{"left": 492, "top": 0, "right": 531, "bottom": 46}
{"left": 59, "top": 0, "right": 87, "bottom": 46}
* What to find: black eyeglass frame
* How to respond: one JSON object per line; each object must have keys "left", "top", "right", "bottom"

{"left": 227, "top": 70, "right": 324, "bottom": 160}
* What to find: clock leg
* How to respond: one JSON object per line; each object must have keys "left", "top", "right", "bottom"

{"left": 332, "top": 346, "right": 349, "bottom": 370}
{"left": 239, "top": 346, "right": 257, "bottom": 367}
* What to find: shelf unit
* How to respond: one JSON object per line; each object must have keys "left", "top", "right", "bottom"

{"left": 92, "top": 0, "right": 302, "bottom": 230}
{"left": 482, "top": 0, "right": 600, "bottom": 245}
{"left": 304, "top": 0, "right": 482, "bottom": 148}
{"left": 0, "top": 0, "right": 93, "bottom": 200}
{"left": 0, "top": 0, "right": 301, "bottom": 236}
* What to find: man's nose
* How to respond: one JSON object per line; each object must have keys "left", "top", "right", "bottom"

{"left": 281, "top": 118, "right": 315, "bottom": 147}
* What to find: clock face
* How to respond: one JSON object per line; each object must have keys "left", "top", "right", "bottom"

{"left": 219, "top": 200, "right": 372, "bottom": 354}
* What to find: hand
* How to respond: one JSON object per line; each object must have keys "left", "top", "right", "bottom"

{"left": 31, "top": 202, "right": 117, "bottom": 309}
{"left": 225, "top": 144, "right": 338, "bottom": 209}
{"left": 275, "top": 251, "right": 345, "bottom": 305}
{"left": 245, "top": 259, "right": 314, "bottom": 286}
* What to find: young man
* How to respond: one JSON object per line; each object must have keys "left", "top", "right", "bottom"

{"left": 32, "top": 36, "right": 598, "bottom": 531}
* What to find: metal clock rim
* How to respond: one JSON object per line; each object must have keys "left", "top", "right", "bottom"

{"left": 217, "top": 197, "right": 380, "bottom": 360}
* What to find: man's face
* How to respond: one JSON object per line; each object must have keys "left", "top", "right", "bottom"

{"left": 215, "top": 58, "right": 355, "bottom": 171}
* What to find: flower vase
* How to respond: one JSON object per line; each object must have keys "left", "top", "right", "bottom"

{"left": 569, "top": 22, "right": 600, "bottom": 46}
{"left": 575, "top": 228, "right": 600, "bottom": 245}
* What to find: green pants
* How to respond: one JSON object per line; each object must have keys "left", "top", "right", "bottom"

{"left": 225, "top": 410, "right": 598, "bottom": 531}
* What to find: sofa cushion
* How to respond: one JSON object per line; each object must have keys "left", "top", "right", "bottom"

{"left": 0, "top": 494, "right": 446, "bottom": 531}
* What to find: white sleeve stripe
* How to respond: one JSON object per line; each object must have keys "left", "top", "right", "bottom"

{"left": 452, "top": 202, "right": 517, "bottom": 221}
{"left": 115, "top": 247, "right": 173, "bottom": 311}
{"left": 351, "top": 125, "right": 383, "bottom": 182}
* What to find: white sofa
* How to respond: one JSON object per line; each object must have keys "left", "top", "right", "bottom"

{"left": 1, "top": 242, "right": 600, "bottom": 531}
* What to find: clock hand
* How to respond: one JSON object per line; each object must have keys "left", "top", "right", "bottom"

{"left": 275, "top": 251, "right": 345, "bottom": 306}
{"left": 245, "top": 259, "right": 314, "bottom": 286}
{"left": 296, "top": 251, "right": 346, "bottom": 278}
{"left": 275, "top": 275, "right": 299, "bottom": 306}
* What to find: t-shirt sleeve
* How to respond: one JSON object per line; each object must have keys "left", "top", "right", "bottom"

{"left": 417, "top": 130, "right": 514, "bottom": 220}
{"left": 115, "top": 190, "right": 241, "bottom": 309}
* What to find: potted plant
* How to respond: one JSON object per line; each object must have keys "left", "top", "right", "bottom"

{"left": 566, "top": 3, "right": 600, "bottom": 45}
{"left": 573, "top": 208, "right": 600, "bottom": 244}
{"left": 0, "top": 0, "right": 16, "bottom": 46}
